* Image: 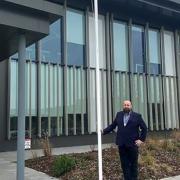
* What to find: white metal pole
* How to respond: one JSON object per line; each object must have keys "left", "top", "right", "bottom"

{"left": 94, "top": 0, "right": 103, "bottom": 179}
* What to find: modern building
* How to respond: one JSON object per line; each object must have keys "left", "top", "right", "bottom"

{"left": 1, "top": 0, "right": 180, "bottom": 145}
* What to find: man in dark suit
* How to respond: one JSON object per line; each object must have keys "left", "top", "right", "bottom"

{"left": 103, "top": 100, "right": 147, "bottom": 180}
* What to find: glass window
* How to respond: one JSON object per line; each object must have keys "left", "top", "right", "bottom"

{"left": 10, "top": 117, "right": 18, "bottom": 139}
{"left": 31, "top": 63, "right": 37, "bottom": 115}
{"left": 89, "top": 14, "right": 106, "bottom": 68}
{"left": 41, "top": 19, "right": 61, "bottom": 63}
{"left": 113, "top": 21, "right": 128, "bottom": 71}
{"left": 10, "top": 117, "right": 17, "bottom": 131}
{"left": 10, "top": 61, "right": 18, "bottom": 116}
{"left": 67, "top": 9, "right": 85, "bottom": 66}
{"left": 32, "top": 117, "right": 38, "bottom": 137}
{"left": 76, "top": 114, "right": 81, "bottom": 135}
{"left": 132, "top": 26, "right": 145, "bottom": 73}
{"left": 11, "top": 44, "right": 35, "bottom": 61}
{"left": 163, "top": 31, "right": 176, "bottom": 76}
{"left": 148, "top": 29, "right": 161, "bottom": 74}
{"left": 26, "top": 44, "right": 35, "bottom": 61}
{"left": 41, "top": 117, "right": 48, "bottom": 133}
{"left": 51, "top": 117, "right": 57, "bottom": 136}
{"left": 11, "top": 53, "right": 18, "bottom": 60}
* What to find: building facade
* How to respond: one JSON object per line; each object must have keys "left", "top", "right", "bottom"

{"left": 2, "top": 0, "right": 180, "bottom": 142}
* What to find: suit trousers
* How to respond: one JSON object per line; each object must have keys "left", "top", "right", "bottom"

{"left": 118, "top": 145, "right": 139, "bottom": 180}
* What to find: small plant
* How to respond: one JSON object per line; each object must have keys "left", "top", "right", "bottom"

{"left": 40, "top": 130, "right": 52, "bottom": 158}
{"left": 31, "top": 150, "right": 38, "bottom": 159}
{"left": 139, "top": 152, "right": 156, "bottom": 166}
{"left": 160, "top": 140, "right": 174, "bottom": 152}
{"left": 174, "top": 140, "right": 180, "bottom": 149}
{"left": 160, "top": 163, "right": 173, "bottom": 173}
{"left": 51, "top": 155, "right": 75, "bottom": 177}
{"left": 90, "top": 144, "right": 96, "bottom": 152}
{"left": 171, "top": 130, "right": 180, "bottom": 142}
{"left": 83, "top": 153, "right": 96, "bottom": 161}
{"left": 145, "top": 138, "right": 160, "bottom": 152}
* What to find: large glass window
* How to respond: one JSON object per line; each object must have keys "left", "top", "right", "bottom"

{"left": 67, "top": 9, "right": 85, "bottom": 66}
{"left": 89, "top": 14, "right": 106, "bottom": 68}
{"left": 113, "top": 21, "right": 128, "bottom": 71}
{"left": 132, "top": 26, "right": 145, "bottom": 73}
{"left": 26, "top": 44, "right": 35, "bottom": 61}
{"left": 41, "top": 19, "right": 61, "bottom": 63}
{"left": 148, "top": 29, "right": 161, "bottom": 74}
{"left": 163, "top": 31, "right": 176, "bottom": 76}
{"left": 11, "top": 44, "right": 35, "bottom": 61}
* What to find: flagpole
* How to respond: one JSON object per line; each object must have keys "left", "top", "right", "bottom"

{"left": 94, "top": 0, "right": 103, "bottom": 179}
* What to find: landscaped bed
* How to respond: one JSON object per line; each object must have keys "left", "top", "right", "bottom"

{"left": 26, "top": 131, "right": 180, "bottom": 180}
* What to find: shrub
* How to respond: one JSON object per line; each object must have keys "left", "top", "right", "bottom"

{"left": 160, "top": 140, "right": 176, "bottom": 152}
{"left": 139, "top": 152, "right": 156, "bottom": 166}
{"left": 171, "top": 130, "right": 180, "bottom": 142}
{"left": 83, "top": 153, "right": 96, "bottom": 161}
{"left": 145, "top": 138, "right": 160, "bottom": 151}
{"left": 90, "top": 144, "right": 96, "bottom": 152}
{"left": 51, "top": 155, "right": 75, "bottom": 177}
{"left": 174, "top": 141, "right": 180, "bottom": 148}
{"left": 40, "top": 136, "right": 52, "bottom": 158}
{"left": 160, "top": 163, "right": 173, "bottom": 173}
{"left": 31, "top": 150, "right": 38, "bottom": 159}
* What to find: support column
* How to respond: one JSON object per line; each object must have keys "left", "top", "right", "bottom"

{"left": 36, "top": 41, "right": 41, "bottom": 137}
{"left": 17, "top": 34, "right": 26, "bottom": 180}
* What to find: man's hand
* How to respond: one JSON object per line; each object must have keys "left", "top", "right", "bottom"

{"left": 135, "top": 139, "right": 143, "bottom": 147}
{"left": 101, "top": 129, "right": 103, "bottom": 135}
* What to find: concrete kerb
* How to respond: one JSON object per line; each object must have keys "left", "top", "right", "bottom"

{"left": 161, "top": 175, "right": 180, "bottom": 180}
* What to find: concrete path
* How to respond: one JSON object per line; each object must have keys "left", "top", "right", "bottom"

{"left": 161, "top": 176, "right": 180, "bottom": 180}
{"left": 0, "top": 144, "right": 179, "bottom": 180}
{"left": 0, "top": 144, "right": 112, "bottom": 180}
{"left": 0, "top": 159, "right": 57, "bottom": 180}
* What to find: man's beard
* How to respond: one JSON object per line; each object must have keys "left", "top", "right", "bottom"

{"left": 123, "top": 108, "right": 131, "bottom": 113}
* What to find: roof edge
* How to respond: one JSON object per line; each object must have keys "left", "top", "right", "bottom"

{"left": 4, "top": 0, "right": 63, "bottom": 16}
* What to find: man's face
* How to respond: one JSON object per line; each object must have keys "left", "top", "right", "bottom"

{"left": 123, "top": 100, "right": 132, "bottom": 113}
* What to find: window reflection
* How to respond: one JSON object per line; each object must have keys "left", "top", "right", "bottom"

{"left": 132, "top": 26, "right": 145, "bottom": 73}
{"left": 163, "top": 31, "right": 176, "bottom": 76}
{"left": 113, "top": 21, "right": 128, "bottom": 71}
{"left": 67, "top": 9, "right": 85, "bottom": 66}
{"left": 148, "top": 29, "right": 161, "bottom": 74}
{"left": 11, "top": 44, "right": 35, "bottom": 61}
{"left": 41, "top": 19, "right": 61, "bottom": 63}
{"left": 26, "top": 44, "right": 35, "bottom": 61}
{"left": 89, "top": 14, "right": 106, "bottom": 68}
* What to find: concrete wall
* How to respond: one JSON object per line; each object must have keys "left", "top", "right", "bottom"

{"left": 0, "top": 59, "right": 8, "bottom": 142}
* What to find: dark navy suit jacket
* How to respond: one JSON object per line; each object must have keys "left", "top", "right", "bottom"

{"left": 103, "top": 111, "right": 147, "bottom": 147}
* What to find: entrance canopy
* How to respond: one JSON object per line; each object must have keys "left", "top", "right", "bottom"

{"left": 0, "top": 0, "right": 63, "bottom": 61}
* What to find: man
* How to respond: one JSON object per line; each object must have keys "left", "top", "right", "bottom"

{"left": 103, "top": 100, "right": 147, "bottom": 180}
